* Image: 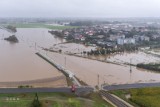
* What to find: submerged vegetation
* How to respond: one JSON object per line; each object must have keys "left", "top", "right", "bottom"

{"left": 5, "top": 25, "right": 17, "bottom": 32}
{"left": 4, "top": 35, "right": 19, "bottom": 43}
{"left": 137, "top": 63, "right": 160, "bottom": 72}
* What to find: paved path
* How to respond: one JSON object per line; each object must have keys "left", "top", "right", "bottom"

{"left": 103, "top": 82, "right": 160, "bottom": 91}
{"left": 0, "top": 87, "right": 93, "bottom": 94}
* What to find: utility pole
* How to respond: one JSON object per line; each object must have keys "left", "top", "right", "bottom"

{"left": 130, "top": 58, "right": 132, "bottom": 83}
{"left": 97, "top": 74, "right": 99, "bottom": 89}
{"left": 130, "top": 58, "right": 132, "bottom": 72}
{"left": 105, "top": 49, "right": 107, "bottom": 61}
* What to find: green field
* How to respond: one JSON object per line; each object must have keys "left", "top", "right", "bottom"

{"left": 2, "top": 23, "right": 78, "bottom": 30}
{"left": 110, "top": 87, "right": 160, "bottom": 107}
{"left": 0, "top": 92, "right": 112, "bottom": 107}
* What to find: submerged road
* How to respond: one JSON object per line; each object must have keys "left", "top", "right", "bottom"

{"left": 103, "top": 82, "right": 160, "bottom": 91}
{"left": 0, "top": 87, "right": 93, "bottom": 94}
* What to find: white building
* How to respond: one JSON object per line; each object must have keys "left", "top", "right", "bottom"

{"left": 117, "top": 38, "right": 135, "bottom": 45}
{"left": 140, "top": 36, "right": 150, "bottom": 41}
{"left": 133, "top": 35, "right": 150, "bottom": 42}
{"left": 117, "top": 38, "right": 124, "bottom": 45}
{"left": 109, "top": 34, "right": 125, "bottom": 41}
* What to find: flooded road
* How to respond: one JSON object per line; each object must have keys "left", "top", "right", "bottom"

{"left": 1, "top": 28, "right": 160, "bottom": 87}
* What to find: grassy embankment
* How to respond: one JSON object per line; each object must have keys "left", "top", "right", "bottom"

{"left": 0, "top": 92, "right": 113, "bottom": 107}
{"left": 4, "top": 23, "right": 78, "bottom": 30}
{"left": 110, "top": 87, "right": 160, "bottom": 107}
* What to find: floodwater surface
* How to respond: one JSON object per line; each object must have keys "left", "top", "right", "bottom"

{"left": 0, "top": 28, "right": 63, "bottom": 82}
{"left": 47, "top": 52, "right": 160, "bottom": 86}
{"left": 1, "top": 28, "right": 160, "bottom": 87}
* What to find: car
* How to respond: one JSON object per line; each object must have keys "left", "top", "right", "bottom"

{"left": 71, "top": 85, "right": 76, "bottom": 92}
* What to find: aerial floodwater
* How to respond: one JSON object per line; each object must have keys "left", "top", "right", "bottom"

{"left": 47, "top": 52, "right": 160, "bottom": 86}
{"left": 0, "top": 28, "right": 67, "bottom": 87}
{"left": 1, "top": 28, "right": 160, "bottom": 87}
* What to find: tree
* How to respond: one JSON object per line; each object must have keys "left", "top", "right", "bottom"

{"left": 31, "top": 93, "right": 41, "bottom": 107}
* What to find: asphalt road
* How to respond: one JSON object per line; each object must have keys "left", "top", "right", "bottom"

{"left": 103, "top": 82, "right": 160, "bottom": 91}
{"left": 100, "top": 90, "right": 130, "bottom": 107}
{"left": 0, "top": 87, "right": 93, "bottom": 94}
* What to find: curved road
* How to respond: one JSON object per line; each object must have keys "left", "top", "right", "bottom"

{"left": 103, "top": 82, "right": 160, "bottom": 91}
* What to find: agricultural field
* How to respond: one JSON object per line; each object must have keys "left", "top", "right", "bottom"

{"left": 110, "top": 87, "right": 160, "bottom": 107}
{"left": 1, "top": 23, "right": 78, "bottom": 30}
{"left": 0, "top": 92, "right": 112, "bottom": 107}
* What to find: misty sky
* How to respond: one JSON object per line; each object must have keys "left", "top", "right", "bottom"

{"left": 0, "top": 0, "right": 160, "bottom": 18}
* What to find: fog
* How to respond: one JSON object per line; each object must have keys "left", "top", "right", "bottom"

{"left": 0, "top": 0, "right": 160, "bottom": 18}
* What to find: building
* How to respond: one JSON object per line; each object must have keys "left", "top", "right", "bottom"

{"left": 109, "top": 34, "right": 125, "bottom": 41}
{"left": 140, "top": 36, "right": 150, "bottom": 41}
{"left": 117, "top": 38, "right": 135, "bottom": 45}
{"left": 133, "top": 35, "right": 150, "bottom": 42}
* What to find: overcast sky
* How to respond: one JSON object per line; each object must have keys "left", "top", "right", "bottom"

{"left": 0, "top": 0, "right": 160, "bottom": 18}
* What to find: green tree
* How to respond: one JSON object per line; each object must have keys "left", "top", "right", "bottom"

{"left": 31, "top": 93, "right": 42, "bottom": 107}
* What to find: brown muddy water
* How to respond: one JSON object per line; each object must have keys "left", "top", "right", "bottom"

{"left": 0, "top": 28, "right": 64, "bottom": 82}
{"left": 88, "top": 51, "right": 160, "bottom": 65}
{"left": 1, "top": 28, "right": 160, "bottom": 87}
{"left": 46, "top": 52, "right": 160, "bottom": 87}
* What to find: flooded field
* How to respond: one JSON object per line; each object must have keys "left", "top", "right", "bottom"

{"left": 1, "top": 27, "right": 160, "bottom": 87}
{"left": 50, "top": 43, "right": 96, "bottom": 54}
{"left": 0, "top": 28, "right": 67, "bottom": 87}
{"left": 47, "top": 52, "right": 160, "bottom": 86}
{"left": 106, "top": 51, "right": 160, "bottom": 65}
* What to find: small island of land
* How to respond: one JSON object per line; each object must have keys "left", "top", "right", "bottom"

{"left": 4, "top": 35, "right": 19, "bottom": 43}
{"left": 5, "top": 25, "right": 17, "bottom": 33}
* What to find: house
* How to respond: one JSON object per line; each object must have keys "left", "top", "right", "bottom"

{"left": 97, "top": 35, "right": 105, "bottom": 39}
{"left": 151, "top": 35, "right": 160, "bottom": 40}
{"left": 124, "top": 38, "right": 136, "bottom": 44}
{"left": 81, "top": 37, "right": 85, "bottom": 41}
{"left": 117, "top": 38, "right": 124, "bottom": 45}
{"left": 109, "top": 34, "right": 125, "bottom": 41}
{"left": 64, "top": 31, "right": 69, "bottom": 37}
{"left": 117, "top": 38, "right": 135, "bottom": 45}
{"left": 133, "top": 35, "right": 150, "bottom": 42}
{"left": 133, "top": 35, "right": 141, "bottom": 42}
{"left": 74, "top": 34, "right": 83, "bottom": 40}
{"left": 140, "top": 36, "right": 150, "bottom": 41}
